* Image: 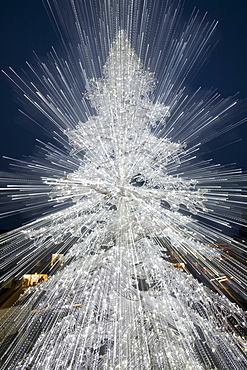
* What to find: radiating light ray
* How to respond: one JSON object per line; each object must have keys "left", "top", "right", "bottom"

{"left": 0, "top": 0, "right": 247, "bottom": 369}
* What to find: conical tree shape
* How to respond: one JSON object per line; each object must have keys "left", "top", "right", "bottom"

{"left": 0, "top": 30, "right": 247, "bottom": 370}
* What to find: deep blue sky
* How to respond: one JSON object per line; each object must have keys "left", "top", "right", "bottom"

{"left": 0, "top": 0, "right": 247, "bottom": 230}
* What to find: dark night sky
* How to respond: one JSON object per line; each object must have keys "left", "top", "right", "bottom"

{"left": 0, "top": 0, "right": 247, "bottom": 230}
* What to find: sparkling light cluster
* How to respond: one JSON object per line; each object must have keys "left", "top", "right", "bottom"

{"left": 0, "top": 0, "right": 247, "bottom": 369}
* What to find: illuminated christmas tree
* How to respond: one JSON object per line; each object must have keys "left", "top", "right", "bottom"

{"left": 0, "top": 1, "right": 247, "bottom": 369}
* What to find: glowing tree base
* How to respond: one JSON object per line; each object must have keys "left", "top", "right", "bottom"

{"left": 1, "top": 243, "right": 247, "bottom": 369}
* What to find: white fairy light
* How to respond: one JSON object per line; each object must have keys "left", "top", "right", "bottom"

{"left": 0, "top": 0, "right": 247, "bottom": 369}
